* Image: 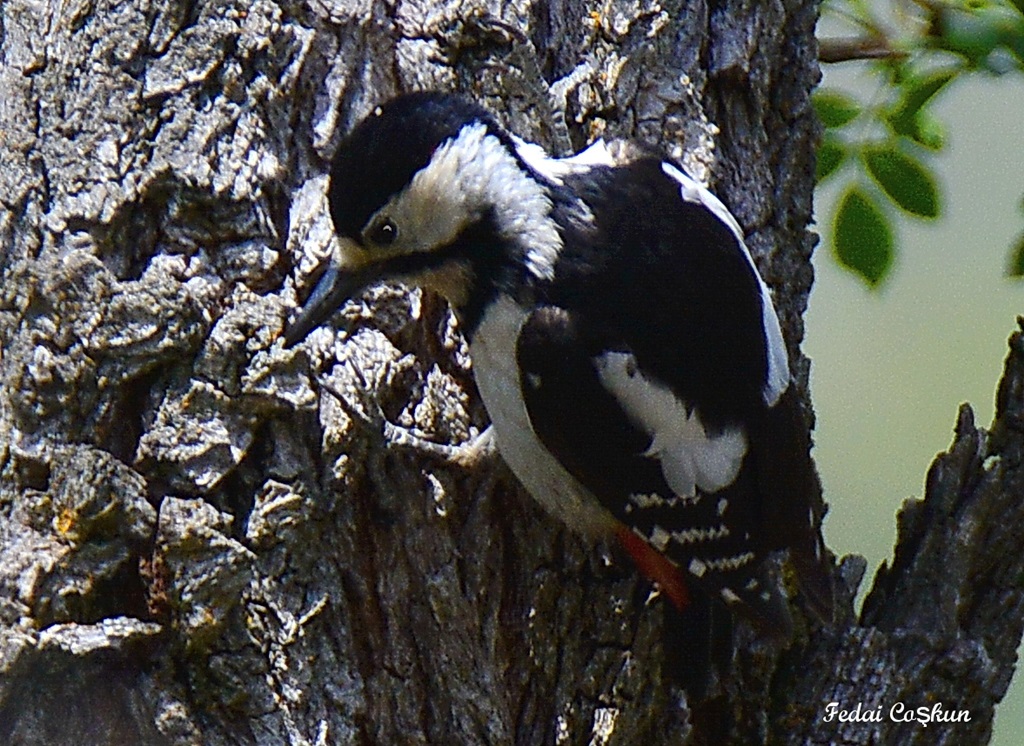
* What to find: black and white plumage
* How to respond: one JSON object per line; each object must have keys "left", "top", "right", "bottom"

{"left": 284, "top": 91, "right": 833, "bottom": 640}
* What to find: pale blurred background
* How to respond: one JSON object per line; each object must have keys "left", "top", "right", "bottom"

{"left": 806, "top": 62, "right": 1024, "bottom": 742}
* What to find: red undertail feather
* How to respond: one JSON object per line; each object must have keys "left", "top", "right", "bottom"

{"left": 614, "top": 523, "right": 691, "bottom": 612}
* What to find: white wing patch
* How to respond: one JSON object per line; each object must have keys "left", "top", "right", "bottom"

{"left": 594, "top": 351, "right": 748, "bottom": 497}
{"left": 660, "top": 162, "right": 790, "bottom": 406}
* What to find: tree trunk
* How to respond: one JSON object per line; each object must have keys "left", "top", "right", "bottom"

{"left": 0, "top": 1, "right": 1020, "bottom": 744}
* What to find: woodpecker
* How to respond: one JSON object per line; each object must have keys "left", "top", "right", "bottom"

{"left": 284, "top": 91, "right": 833, "bottom": 640}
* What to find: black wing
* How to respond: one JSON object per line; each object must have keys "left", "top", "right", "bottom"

{"left": 549, "top": 156, "right": 784, "bottom": 427}
{"left": 519, "top": 155, "right": 832, "bottom": 629}
{"left": 516, "top": 303, "right": 797, "bottom": 633}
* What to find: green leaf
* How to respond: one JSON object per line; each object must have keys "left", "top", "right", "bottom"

{"left": 936, "top": 6, "right": 1003, "bottom": 66}
{"left": 813, "top": 90, "right": 861, "bottom": 129}
{"left": 900, "top": 70, "right": 957, "bottom": 116}
{"left": 905, "top": 109, "right": 947, "bottom": 151}
{"left": 887, "top": 70, "right": 957, "bottom": 141}
{"left": 998, "top": 10, "right": 1024, "bottom": 66}
{"left": 1008, "top": 232, "right": 1024, "bottom": 277}
{"left": 833, "top": 187, "right": 895, "bottom": 287}
{"left": 863, "top": 145, "right": 941, "bottom": 218}
{"left": 816, "top": 136, "right": 848, "bottom": 183}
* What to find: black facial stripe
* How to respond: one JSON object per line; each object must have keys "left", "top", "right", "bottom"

{"left": 366, "top": 210, "right": 527, "bottom": 336}
{"left": 376, "top": 245, "right": 466, "bottom": 280}
{"left": 374, "top": 210, "right": 494, "bottom": 276}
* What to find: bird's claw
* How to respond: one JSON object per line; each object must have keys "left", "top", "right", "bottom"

{"left": 315, "top": 369, "right": 496, "bottom": 468}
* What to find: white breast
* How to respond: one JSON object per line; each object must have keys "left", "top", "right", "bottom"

{"left": 469, "top": 295, "right": 615, "bottom": 539}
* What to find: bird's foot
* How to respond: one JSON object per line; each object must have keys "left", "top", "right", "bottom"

{"left": 316, "top": 372, "right": 496, "bottom": 468}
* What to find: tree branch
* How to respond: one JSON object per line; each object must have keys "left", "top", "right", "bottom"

{"left": 819, "top": 36, "right": 906, "bottom": 64}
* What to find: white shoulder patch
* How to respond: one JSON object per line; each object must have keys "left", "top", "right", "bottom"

{"left": 513, "top": 137, "right": 617, "bottom": 185}
{"left": 511, "top": 136, "right": 561, "bottom": 182}
{"left": 556, "top": 140, "right": 617, "bottom": 170}
{"left": 594, "top": 351, "right": 748, "bottom": 497}
{"left": 660, "top": 162, "right": 790, "bottom": 406}
{"left": 661, "top": 162, "right": 746, "bottom": 244}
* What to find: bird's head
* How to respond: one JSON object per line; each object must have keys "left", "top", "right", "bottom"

{"left": 284, "top": 91, "right": 562, "bottom": 347}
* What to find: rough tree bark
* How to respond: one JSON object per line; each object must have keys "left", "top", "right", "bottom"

{"left": 0, "top": 1, "right": 1021, "bottom": 744}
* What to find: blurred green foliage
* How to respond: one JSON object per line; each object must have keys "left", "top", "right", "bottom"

{"left": 816, "top": 0, "right": 1024, "bottom": 286}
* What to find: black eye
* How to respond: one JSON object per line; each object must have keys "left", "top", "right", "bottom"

{"left": 368, "top": 219, "right": 398, "bottom": 246}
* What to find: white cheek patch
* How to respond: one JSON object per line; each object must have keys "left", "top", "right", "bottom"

{"left": 382, "top": 152, "right": 473, "bottom": 256}
{"left": 594, "top": 351, "right": 747, "bottom": 496}
{"left": 387, "top": 123, "right": 563, "bottom": 280}
{"left": 660, "top": 162, "right": 790, "bottom": 406}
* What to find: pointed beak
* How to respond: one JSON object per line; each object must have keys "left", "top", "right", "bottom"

{"left": 283, "top": 262, "right": 376, "bottom": 348}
